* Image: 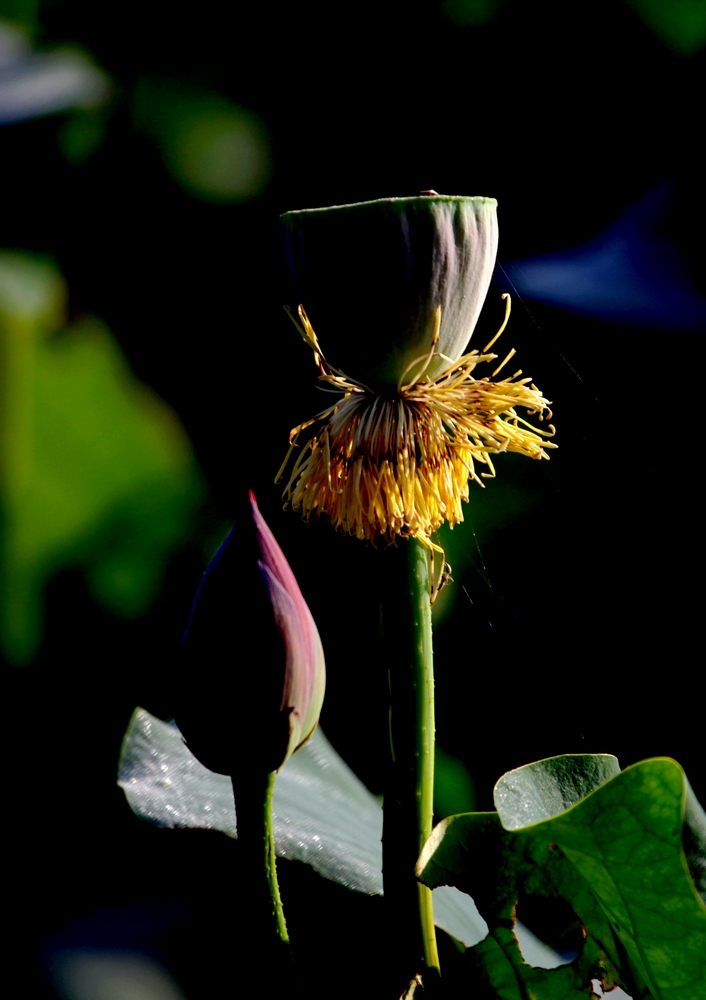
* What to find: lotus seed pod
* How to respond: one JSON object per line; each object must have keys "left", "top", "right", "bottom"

{"left": 281, "top": 194, "right": 499, "bottom": 390}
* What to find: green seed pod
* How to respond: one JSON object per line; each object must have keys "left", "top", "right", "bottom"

{"left": 281, "top": 194, "right": 498, "bottom": 390}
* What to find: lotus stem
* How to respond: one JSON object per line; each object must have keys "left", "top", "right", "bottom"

{"left": 381, "top": 538, "right": 440, "bottom": 991}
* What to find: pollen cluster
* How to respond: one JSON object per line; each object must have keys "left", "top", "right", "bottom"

{"left": 277, "top": 302, "right": 555, "bottom": 553}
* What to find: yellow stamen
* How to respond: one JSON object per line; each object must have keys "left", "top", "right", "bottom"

{"left": 397, "top": 306, "right": 442, "bottom": 391}
{"left": 482, "top": 292, "right": 511, "bottom": 352}
{"left": 277, "top": 302, "right": 556, "bottom": 553}
{"left": 491, "top": 347, "right": 516, "bottom": 377}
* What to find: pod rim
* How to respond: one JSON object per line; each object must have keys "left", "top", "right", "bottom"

{"left": 281, "top": 194, "right": 498, "bottom": 219}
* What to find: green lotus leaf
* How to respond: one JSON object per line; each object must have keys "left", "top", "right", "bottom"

{"left": 417, "top": 756, "right": 706, "bottom": 998}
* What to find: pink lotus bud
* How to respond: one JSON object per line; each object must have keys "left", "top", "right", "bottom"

{"left": 175, "top": 491, "right": 325, "bottom": 776}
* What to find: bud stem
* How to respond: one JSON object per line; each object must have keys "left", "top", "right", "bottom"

{"left": 381, "top": 538, "right": 440, "bottom": 990}
{"left": 231, "top": 770, "right": 293, "bottom": 978}
{"left": 263, "top": 771, "right": 290, "bottom": 944}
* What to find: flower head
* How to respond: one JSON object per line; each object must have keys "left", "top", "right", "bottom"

{"left": 176, "top": 491, "right": 325, "bottom": 776}
{"left": 277, "top": 195, "right": 555, "bottom": 560}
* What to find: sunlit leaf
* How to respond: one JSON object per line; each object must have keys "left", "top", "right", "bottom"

{"left": 493, "top": 752, "right": 620, "bottom": 829}
{"left": 117, "top": 707, "right": 489, "bottom": 948}
{"left": 417, "top": 754, "right": 706, "bottom": 998}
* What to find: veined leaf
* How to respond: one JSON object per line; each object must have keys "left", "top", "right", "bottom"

{"left": 417, "top": 754, "right": 706, "bottom": 998}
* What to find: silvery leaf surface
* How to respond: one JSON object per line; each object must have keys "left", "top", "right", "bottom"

{"left": 493, "top": 752, "right": 620, "bottom": 830}
{"left": 118, "top": 708, "right": 487, "bottom": 946}
{"left": 118, "top": 707, "right": 381, "bottom": 893}
{"left": 430, "top": 885, "right": 488, "bottom": 948}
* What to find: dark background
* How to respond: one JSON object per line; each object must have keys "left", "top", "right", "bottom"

{"left": 3, "top": 0, "right": 704, "bottom": 996}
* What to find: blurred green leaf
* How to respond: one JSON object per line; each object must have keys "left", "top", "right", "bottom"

{"left": 0, "top": 252, "right": 203, "bottom": 664}
{"left": 57, "top": 107, "right": 109, "bottom": 164}
{"left": 418, "top": 755, "right": 706, "bottom": 997}
{"left": 441, "top": 0, "right": 504, "bottom": 28}
{"left": 133, "top": 78, "right": 272, "bottom": 203}
{"left": 623, "top": 0, "right": 706, "bottom": 55}
{"left": 0, "top": 2, "right": 38, "bottom": 38}
{"left": 434, "top": 744, "right": 476, "bottom": 818}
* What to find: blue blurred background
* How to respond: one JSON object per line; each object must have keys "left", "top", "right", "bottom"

{"left": 2, "top": 0, "right": 705, "bottom": 995}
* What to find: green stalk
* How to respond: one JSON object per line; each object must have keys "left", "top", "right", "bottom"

{"left": 262, "top": 771, "right": 289, "bottom": 944}
{"left": 231, "top": 770, "right": 292, "bottom": 978}
{"left": 381, "top": 537, "right": 440, "bottom": 991}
